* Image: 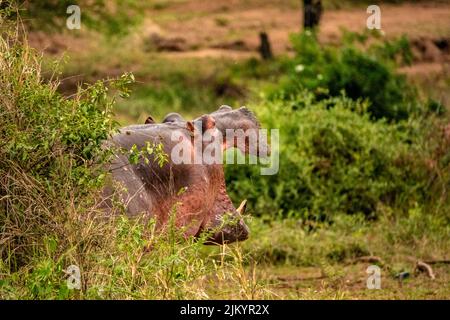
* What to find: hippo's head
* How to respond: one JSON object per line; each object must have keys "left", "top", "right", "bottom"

{"left": 163, "top": 106, "right": 269, "bottom": 244}
{"left": 109, "top": 106, "right": 268, "bottom": 245}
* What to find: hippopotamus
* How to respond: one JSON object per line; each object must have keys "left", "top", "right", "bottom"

{"left": 104, "top": 106, "right": 268, "bottom": 244}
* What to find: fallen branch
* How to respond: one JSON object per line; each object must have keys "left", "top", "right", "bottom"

{"left": 423, "top": 259, "right": 450, "bottom": 265}
{"left": 349, "top": 255, "right": 384, "bottom": 265}
{"left": 276, "top": 275, "right": 327, "bottom": 282}
{"left": 416, "top": 260, "right": 436, "bottom": 280}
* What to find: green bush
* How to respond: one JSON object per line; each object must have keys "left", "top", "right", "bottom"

{"left": 268, "top": 31, "right": 417, "bottom": 122}
{"left": 0, "top": 28, "right": 134, "bottom": 269}
{"left": 0, "top": 23, "right": 264, "bottom": 300}
{"left": 226, "top": 93, "right": 423, "bottom": 220}
{"left": 9, "top": 0, "right": 146, "bottom": 35}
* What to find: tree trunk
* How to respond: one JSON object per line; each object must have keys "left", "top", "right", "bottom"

{"left": 259, "top": 32, "right": 273, "bottom": 60}
{"left": 303, "top": 0, "right": 322, "bottom": 29}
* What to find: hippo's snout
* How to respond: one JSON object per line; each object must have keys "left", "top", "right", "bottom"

{"left": 205, "top": 218, "right": 249, "bottom": 245}
{"left": 203, "top": 199, "right": 249, "bottom": 245}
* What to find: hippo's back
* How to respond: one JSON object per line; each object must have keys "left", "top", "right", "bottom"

{"left": 104, "top": 123, "right": 189, "bottom": 218}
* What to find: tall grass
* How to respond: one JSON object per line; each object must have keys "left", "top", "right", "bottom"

{"left": 0, "top": 20, "right": 264, "bottom": 300}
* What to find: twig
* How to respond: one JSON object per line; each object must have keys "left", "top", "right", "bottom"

{"left": 349, "top": 255, "right": 384, "bottom": 265}
{"left": 276, "top": 275, "right": 327, "bottom": 282}
{"left": 416, "top": 261, "right": 436, "bottom": 280}
{"left": 423, "top": 259, "right": 450, "bottom": 265}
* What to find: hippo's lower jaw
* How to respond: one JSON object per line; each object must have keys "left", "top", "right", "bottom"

{"left": 203, "top": 220, "right": 250, "bottom": 245}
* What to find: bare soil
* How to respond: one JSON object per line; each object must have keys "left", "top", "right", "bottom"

{"left": 147, "top": 1, "right": 450, "bottom": 56}
{"left": 30, "top": 1, "right": 450, "bottom": 77}
{"left": 259, "top": 263, "right": 450, "bottom": 299}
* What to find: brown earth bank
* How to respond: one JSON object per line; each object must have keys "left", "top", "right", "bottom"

{"left": 27, "top": 1, "right": 450, "bottom": 84}
{"left": 25, "top": 1, "right": 450, "bottom": 112}
{"left": 148, "top": 1, "right": 450, "bottom": 54}
{"left": 257, "top": 263, "right": 450, "bottom": 299}
{"left": 29, "top": 2, "right": 450, "bottom": 56}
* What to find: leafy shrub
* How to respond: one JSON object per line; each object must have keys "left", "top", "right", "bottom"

{"left": 0, "top": 22, "right": 264, "bottom": 300}
{"left": 268, "top": 31, "right": 417, "bottom": 122}
{"left": 225, "top": 93, "right": 423, "bottom": 220}
{"left": 0, "top": 29, "right": 129, "bottom": 268}
{"left": 5, "top": 0, "right": 146, "bottom": 35}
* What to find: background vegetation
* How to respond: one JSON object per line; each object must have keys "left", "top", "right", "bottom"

{"left": 1, "top": 0, "right": 449, "bottom": 299}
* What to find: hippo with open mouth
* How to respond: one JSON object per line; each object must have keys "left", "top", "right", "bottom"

{"left": 103, "top": 106, "right": 269, "bottom": 244}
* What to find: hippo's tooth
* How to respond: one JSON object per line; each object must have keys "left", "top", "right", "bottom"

{"left": 237, "top": 199, "right": 247, "bottom": 215}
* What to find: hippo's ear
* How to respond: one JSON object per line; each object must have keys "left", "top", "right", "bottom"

{"left": 144, "top": 115, "right": 155, "bottom": 124}
{"left": 187, "top": 115, "right": 215, "bottom": 133}
{"left": 217, "top": 105, "right": 232, "bottom": 112}
{"left": 186, "top": 121, "right": 195, "bottom": 133}
{"left": 163, "top": 112, "right": 185, "bottom": 123}
{"left": 199, "top": 114, "right": 215, "bottom": 132}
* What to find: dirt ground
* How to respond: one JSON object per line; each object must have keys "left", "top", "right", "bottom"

{"left": 146, "top": 1, "right": 450, "bottom": 56}
{"left": 29, "top": 1, "right": 450, "bottom": 80}
{"left": 30, "top": 1, "right": 450, "bottom": 57}
{"left": 265, "top": 264, "right": 450, "bottom": 299}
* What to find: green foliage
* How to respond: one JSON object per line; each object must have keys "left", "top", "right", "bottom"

{"left": 241, "top": 215, "right": 371, "bottom": 266}
{"left": 115, "top": 58, "right": 246, "bottom": 122}
{"left": 10, "top": 0, "right": 146, "bottom": 35}
{"left": 223, "top": 31, "right": 450, "bottom": 222}
{"left": 0, "top": 27, "right": 138, "bottom": 270}
{"left": 126, "top": 142, "right": 168, "bottom": 167}
{"left": 370, "top": 35, "right": 414, "bottom": 66}
{"left": 241, "top": 209, "right": 449, "bottom": 267}
{"left": 226, "top": 93, "right": 426, "bottom": 220}
{"left": 0, "top": 22, "right": 263, "bottom": 300}
{"left": 267, "top": 30, "right": 417, "bottom": 121}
